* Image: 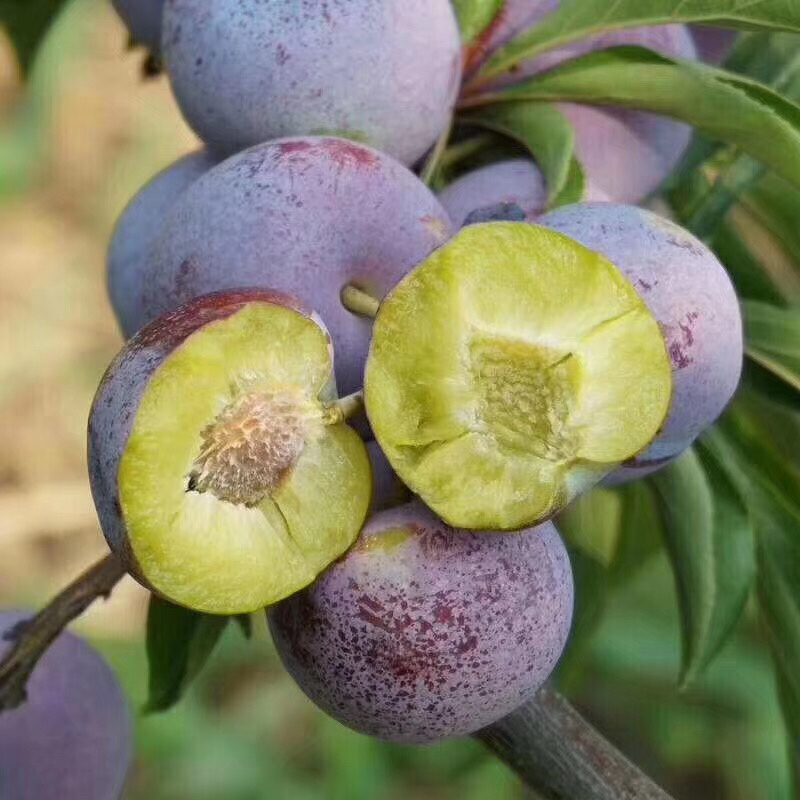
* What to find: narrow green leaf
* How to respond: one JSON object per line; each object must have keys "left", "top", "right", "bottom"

{"left": 744, "top": 173, "right": 800, "bottom": 269}
{"left": 460, "top": 100, "right": 585, "bottom": 205}
{"left": 479, "top": 0, "right": 800, "bottom": 79}
{"left": 145, "top": 596, "right": 229, "bottom": 713}
{"left": 0, "top": 0, "right": 70, "bottom": 73}
{"left": 451, "top": 0, "right": 504, "bottom": 45}
{"left": 651, "top": 448, "right": 755, "bottom": 686}
{"left": 744, "top": 302, "right": 800, "bottom": 395}
{"left": 703, "top": 402, "right": 800, "bottom": 740}
{"left": 465, "top": 47, "right": 800, "bottom": 191}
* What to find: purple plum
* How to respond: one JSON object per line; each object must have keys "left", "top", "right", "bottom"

{"left": 0, "top": 611, "right": 132, "bottom": 800}
{"left": 112, "top": 0, "right": 164, "bottom": 54}
{"left": 437, "top": 158, "right": 609, "bottom": 227}
{"left": 162, "top": 0, "right": 462, "bottom": 165}
{"left": 108, "top": 150, "right": 217, "bottom": 338}
{"left": 540, "top": 203, "right": 743, "bottom": 462}
{"left": 139, "top": 136, "right": 452, "bottom": 395}
{"left": 269, "top": 501, "right": 574, "bottom": 743}
{"left": 691, "top": 26, "right": 738, "bottom": 64}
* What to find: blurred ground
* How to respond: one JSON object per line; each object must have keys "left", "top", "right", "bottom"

{"left": 0, "top": 3, "right": 794, "bottom": 799}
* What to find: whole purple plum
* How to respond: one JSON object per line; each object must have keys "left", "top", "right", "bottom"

{"left": 141, "top": 136, "right": 452, "bottom": 395}
{"left": 108, "top": 150, "right": 216, "bottom": 338}
{"left": 112, "top": 0, "right": 164, "bottom": 54}
{"left": 691, "top": 26, "right": 738, "bottom": 64}
{"left": 162, "top": 0, "right": 462, "bottom": 165}
{"left": 268, "top": 501, "right": 574, "bottom": 743}
{"left": 540, "top": 203, "right": 743, "bottom": 462}
{"left": 437, "top": 158, "right": 608, "bottom": 228}
{"left": 0, "top": 611, "right": 132, "bottom": 800}
{"left": 438, "top": 159, "right": 548, "bottom": 227}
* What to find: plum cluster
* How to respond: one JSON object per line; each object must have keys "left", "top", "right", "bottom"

{"left": 84, "top": 0, "right": 743, "bottom": 748}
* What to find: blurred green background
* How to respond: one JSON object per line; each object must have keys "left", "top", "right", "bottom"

{"left": 0, "top": 2, "right": 794, "bottom": 798}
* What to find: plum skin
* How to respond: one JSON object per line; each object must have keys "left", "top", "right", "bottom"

{"left": 112, "top": 0, "right": 164, "bottom": 54}
{"left": 437, "top": 158, "right": 609, "bottom": 228}
{"left": 87, "top": 288, "right": 327, "bottom": 585}
{"left": 162, "top": 0, "right": 462, "bottom": 165}
{"left": 108, "top": 150, "right": 216, "bottom": 338}
{"left": 0, "top": 611, "right": 132, "bottom": 800}
{"left": 540, "top": 203, "right": 743, "bottom": 462}
{"left": 269, "top": 502, "right": 574, "bottom": 744}
{"left": 140, "top": 136, "right": 452, "bottom": 396}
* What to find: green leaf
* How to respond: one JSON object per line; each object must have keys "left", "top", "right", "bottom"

{"left": 743, "top": 173, "right": 800, "bottom": 271}
{"left": 744, "top": 302, "right": 800, "bottom": 395}
{"left": 478, "top": 0, "right": 800, "bottom": 79}
{"left": 451, "top": 0, "right": 504, "bottom": 45}
{"left": 704, "top": 403, "right": 800, "bottom": 741}
{"left": 459, "top": 101, "right": 585, "bottom": 205}
{"left": 650, "top": 448, "right": 755, "bottom": 687}
{"left": 0, "top": 0, "right": 70, "bottom": 73}
{"left": 145, "top": 596, "right": 230, "bottom": 713}
{"left": 465, "top": 47, "right": 800, "bottom": 192}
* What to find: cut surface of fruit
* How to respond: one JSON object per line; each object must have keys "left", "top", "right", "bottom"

{"left": 118, "top": 302, "right": 371, "bottom": 613}
{"left": 365, "top": 222, "right": 672, "bottom": 530}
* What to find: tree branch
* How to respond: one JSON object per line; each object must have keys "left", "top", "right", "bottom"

{"left": 475, "top": 685, "right": 675, "bottom": 800}
{"left": 0, "top": 553, "right": 127, "bottom": 711}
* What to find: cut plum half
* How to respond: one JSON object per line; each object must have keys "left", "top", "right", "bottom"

{"left": 89, "top": 290, "right": 371, "bottom": 614}
{"left": 364, "top": 222, "right": 672, "bottom": 530}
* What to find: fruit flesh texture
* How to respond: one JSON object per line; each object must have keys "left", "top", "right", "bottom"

{"left": 269, "top": 501, "right": 574, "bottom": 743}
{"left": 438, "top": 158, "right": 608, "bottom": 228}
{"left": 365, "top": 222, "right": 672, "bottom": 530}
{"left": 540, "top": 203, "right": 743, "bottom": 462}
{"left": 108, "top": 150, "right": 216, "bottom": 338}
{"left": 88, "top": 290, "right": 371, "bottom": 614}
{"left": 162, "top": 0, "right": 462, "bottom": 165}
{"left": 112, "top": 0, "right": 164, "bottom": 54}
{"left": 475, "top": 5, "right": 697, "bottom": 203}
{"left": 142, "top": 136, "right": 452, "bottom": 396}
{"left": 0, "top": 611, "right": 132, "bottom": 800}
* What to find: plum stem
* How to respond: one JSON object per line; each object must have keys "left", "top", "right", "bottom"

{"left": 327, "top": 391, "right": 365, "bottom": 424}
{"left": 0, "top": 553, "right": 127, "bottom": 712}
{"left": 475, "top": 685, "right": 675, "bottom": 800}
{"left": 341, "top": 284, "right": 380, "bottom": 319}
{"left": 421, "top": 116, "right": 453, "bottom": 186}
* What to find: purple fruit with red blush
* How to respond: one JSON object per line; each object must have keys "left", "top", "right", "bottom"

{"left": 268, "top": 501, "right": 574, "bottom": 743}
{"left": 139, "top": 136, "right": 452, "bottom": 395}
{"left": 540, "top": 203, "right": 743, "bottom": 463}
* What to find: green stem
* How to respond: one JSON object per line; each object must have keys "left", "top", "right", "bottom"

{"left": 421, "top": 117, "right": 454, "bottom": 187}
{"left": 327, "top": 391, "right": 365, "bottom": 425}
{"left": 0, "top": 553, "right": 127, "bottom": 712}
{"left": 340, "top": 284, "right": 380, "bottom": 319}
